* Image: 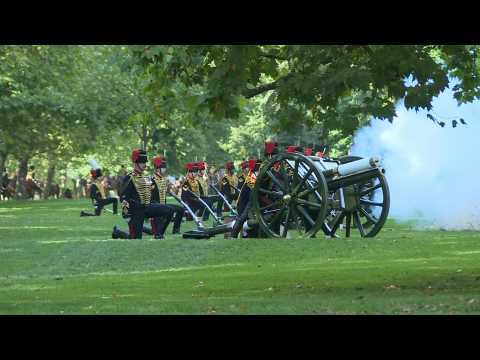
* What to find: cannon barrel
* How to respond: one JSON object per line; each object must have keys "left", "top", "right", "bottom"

{"left": 317, "top": 156, "right": 381, "bottom": 178}
{"left": 337, "top": 156, "right": 380, "bottom": 176}
{"left": 326, "top": 168, "right": 383, "bottom": 192}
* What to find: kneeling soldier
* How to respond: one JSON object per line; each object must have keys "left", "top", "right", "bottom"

{"left": 151, "top": 156, "right": 184, "bottom": 235}
{"left": 196, "top": 161, "right": 221, "bottom": 221}
{"left": 231, "top": 159, "right": 262, "bottom": 238}
{"left": 112, "top": 149, "right": 174, "bottom": 240}
{"left": 80, "top": 164, "right": 118, "bottom": 217}
{"left": 180, "top": 162, "right": 208, "bottom": 219}
{"left": 220, "top": 161, "right": 239, "bottom": 209}
{"left": 237, "top": 160, "right": 248, "bottom": 191}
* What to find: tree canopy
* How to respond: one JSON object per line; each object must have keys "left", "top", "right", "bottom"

{"left": 1, "top": 45, "right": 479, "bottom": 195}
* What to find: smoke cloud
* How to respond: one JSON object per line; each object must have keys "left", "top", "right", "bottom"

{"left": 350, "top": 87, "right": 480, "bottom": 230}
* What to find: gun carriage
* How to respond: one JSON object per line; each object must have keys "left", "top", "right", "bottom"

{"left": 251, "top": 149, "right": 390, "bottom": 239}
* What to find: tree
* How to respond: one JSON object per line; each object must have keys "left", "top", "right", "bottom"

{"left": 132, "top": 45, "right": 480, "bottom": 138}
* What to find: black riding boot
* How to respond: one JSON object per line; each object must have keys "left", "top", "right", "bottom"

{"left": 80, "top": 211, "right": 97, "bottom": 217}
{"left": 112, "top": 225, "right": 130, "bottom": 239}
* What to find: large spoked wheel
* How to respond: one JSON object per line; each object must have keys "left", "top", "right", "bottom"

{"left": 252, "top": 152, "right": 329, "bottom": 238}
{"left": 325, "top": 169, "right": 390, "bottom": 238}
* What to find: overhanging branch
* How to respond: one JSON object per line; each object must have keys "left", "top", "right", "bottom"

{"left": 242, "top": 74, "right": 293, "bottom": 99}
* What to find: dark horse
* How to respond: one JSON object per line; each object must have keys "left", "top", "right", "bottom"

{"left": 0, "top": 183, "right": 15, "bottom": 200}
{"left": 105, "top": 175, "right": 124, "bottom": 197}
{"left": 1, "top": 176, "right": 16, "bottom": 200}
{"left": 44, "top": 183, "right": 61, "bottom": 199}
{"left": 25, "top": 179, "right": 43, "bottom": 200}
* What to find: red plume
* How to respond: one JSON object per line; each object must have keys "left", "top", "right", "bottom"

{"left": 153, "top": 156, "right": 166, "bottom": 168}
{"left": 287, "top": 146, "right": 298, "bottom": 153}
{"left": 248, "top": 159, "right": 258, "bottom": 171}
{"left": 131, "top": 149, "right": 141, "bottom": 162}
{"left": 265, "top": 141, "right": 278, "bottom": 155}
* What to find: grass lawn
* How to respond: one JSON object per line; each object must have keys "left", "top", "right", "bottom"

{"left": 1, "top": 198, "right": 480, "bottom": 314}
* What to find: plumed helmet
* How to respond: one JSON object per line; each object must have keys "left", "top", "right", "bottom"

{"left": 153, "top": 156, "right": 167, "bottom": 169}
{"left": 90, "top": 169, "right": 102, "bottom": 179}
{"left": 264, "top": 141, "right": 279, "bottom": 156}
{"left": 185, "top": 163, "right": 195, "bottom": 172}
{"left": 131, "top": 149, "right": 148, "bottom": 163}
{"left": 197, "top": 161, "right": 206, "bottom": 171}
{"left": 287, "top": 145, "right": 303, "bottom": 153}
{"left": 248, "top": 159, "right": 261, "bottom": 171}
{"left": 225, "top": 161, "right": 235, "bottom": 171}
{"left": 88, "top": 159, "right": 102, "bottom": 178}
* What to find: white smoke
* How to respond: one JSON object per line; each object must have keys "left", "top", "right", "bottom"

{"left": 350, "top": 87, "right": 480, "bottom": 230}
{"left": 88, "top": 159, "right": 101, "bottom": 170}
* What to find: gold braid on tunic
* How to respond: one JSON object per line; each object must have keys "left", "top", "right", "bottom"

{"left": 197, "top": 177, "right": 208, "bottom": 196}
{"left": 153, "top": 174, "right": 168, "bottom": 204}
{"left": 94, "top": 179, "right": 106, "bottom": 199}
{"left": 245, "top": 171, "right": 257, "bottom": 189}
{"left": 130, "top": 172, "right": 152, "bottom": 205}
{"left": 187, "top": 178, "right": 200, "bottom": 196}
{"left": 224, "top": 174, "right": 238, "bottom": 195}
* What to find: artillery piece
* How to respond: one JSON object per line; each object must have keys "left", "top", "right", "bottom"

{"left": 251, "top": 149, "right": 390, "bottom": 239}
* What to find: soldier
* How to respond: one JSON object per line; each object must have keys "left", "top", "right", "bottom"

{"left": 80, "top": 164, "right": 118, "bottom": 217}
{"left": 220, "top": 161, "right": 239, "bottom": 207}
{"left": 196, "top": 161, "right": 223, "bottom": 220}
{"left": 264, "top": 140, "right": 279, "bottom": 159}
{"left": 313, "top": 144, "right": 329, "bottom": 158}
{"left": 206, "top": 165, "right": 225, "bottom": 217}
{"left": 255, "top": 140, "right": 284, "bottom": 235}
{"left": 112, "top": 149, "right": 174, "bottom": 240}
{"left": 237, "top": 160, "right": 248, "bottom": 192}
{"left": 286, "top": 145, "right": 303, "bottom": 154}
{"left": 151, "top": 156, "right": 184, "bottom": 235}
{"left": 180, "top": 162, "right": 208, "bottom": 219}
{"left": 231, "top": 159, "right": 262, "bottom": 238}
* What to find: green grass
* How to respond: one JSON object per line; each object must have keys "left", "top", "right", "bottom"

{"left": 1, "top": 199, "right": 480, "bottom": 314}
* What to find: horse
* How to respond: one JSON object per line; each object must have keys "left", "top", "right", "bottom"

{"left": 44, "top": 183, "right": 60, "bottom": 199}
{"left": 25, "top": 179, "right": 43, "bottom": 200}
{"left": 106, "top": 175, "right": 124, "bottom": 197}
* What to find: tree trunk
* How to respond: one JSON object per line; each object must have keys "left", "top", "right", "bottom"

{"left": 168, "top": 138, "right": 178, "bottom": 170}
{"left": 15, "top": 157, "right": 29, "bottom": 199}
{"left": 141, "top": 123, "right": 148, "bottom": 150}
{"left": 0, "top": 151, "right": 7, "bottom": 173}
{"left": 44, "top": 163, "right": 56, "bottom": 199}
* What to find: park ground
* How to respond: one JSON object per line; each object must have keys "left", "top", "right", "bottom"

{"left": 1, "top": 199, "right": 480, "bottom": 315}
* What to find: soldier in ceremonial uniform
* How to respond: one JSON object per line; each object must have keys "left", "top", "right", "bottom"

{"left": 196, "top": 161, "right": 224, "bottom": 220}
{"left": 195, "top": 161, "right": 210, "bottom": 220}
{"left": 231, "top": 159, "right": 262, "bottom": 238}
{"left": 112, "top": 149, "right": 174, "bottom": 240}
{"left": 264, "top": 140, "right": 279, "bottom": 160}
{"left": 313, "top": 144, "right": 329, "bottom": 158}
{"left": 151, "top": 156, "right": 184, "bottom": 235}
{"left": 237, "top": 160, "right": 248, "bottom": 192}
{"left": 180, "top": 162, "right": 208, "bottom": 218}
{"left": 220, "top": 161, "right": 239, "bottom": 207}
{"left": 80, "top": 164, "right": 118, "bottom": 217}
